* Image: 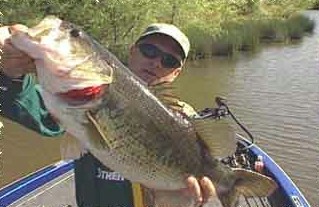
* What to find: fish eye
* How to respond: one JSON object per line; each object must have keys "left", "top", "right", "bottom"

{"left": 70, "top": 28, "right": 81, "bottom": 37}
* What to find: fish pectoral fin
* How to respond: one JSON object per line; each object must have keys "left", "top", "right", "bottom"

{"left": 193, "top": 119, "right": 237, "bottom": 158}
{"left": 85, "top": 110, "right": 112, "bottom": 150}
{"left": 218, "top": 168, "right": 278, "bottom": 207}
{"left": 233, "top": 168, "right": 278, "bottom": 197}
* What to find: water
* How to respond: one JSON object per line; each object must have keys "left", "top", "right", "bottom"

{"left": 0, "top": 118, "right": 63, "bottom": 187}
{"left": 1, "top": 11, "right": 318, "bottom": 206}
{"left": 174, "top": 11, "right": 319, "bottom": 206}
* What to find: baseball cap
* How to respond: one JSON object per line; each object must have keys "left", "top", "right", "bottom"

{"left": 138, "top": 23, "right": 190, "bottom": 59}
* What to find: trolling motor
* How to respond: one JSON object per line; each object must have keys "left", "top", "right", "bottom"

{"left": 194, "top": 97, "right": 254, "bottom": 169}
{"left": 193, "top": 97, "right": 229, "bottom": 120}
{"left": 194, "top": 97, "right": 264, "bottom": 173}
{"left": 194, "top": 96, "right": 255, "bottom": 146}
{"left": 194, "top": 97, "right": 257, "bottom": 169}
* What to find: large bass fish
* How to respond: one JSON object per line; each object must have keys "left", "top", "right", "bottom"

{"left": 10, "top": 16, "right": 277, "bottom": 206}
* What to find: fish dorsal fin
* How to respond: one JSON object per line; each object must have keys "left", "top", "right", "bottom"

{"left": 232, "top": 168, "right": 278, "bottom": 197}
{"left": 149, "top": 82, "right": 184, "bottom": 113}
{"left": 193, "top": 118, "right": 237, "bottom": 158}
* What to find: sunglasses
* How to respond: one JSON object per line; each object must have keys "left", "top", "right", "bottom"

{"left": 138, "top": 43, "right": 182, "bottom": 68}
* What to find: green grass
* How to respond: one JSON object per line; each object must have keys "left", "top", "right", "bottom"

{"left": 188, "top": 14, "right": 315, "bottom": 59}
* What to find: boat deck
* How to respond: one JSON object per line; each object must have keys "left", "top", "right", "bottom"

{"left": 1, "top": 135, "right": 309, "bottom": 207}
{"left": 8, "top": 169, "right": 274, "bottom": 207}
{"left": 9, "top": 170, "right": 76, "bottom": 207}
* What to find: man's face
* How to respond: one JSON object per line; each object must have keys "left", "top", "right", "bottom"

{"left": 128, "top": 34, "right": 184, "bottom": 86}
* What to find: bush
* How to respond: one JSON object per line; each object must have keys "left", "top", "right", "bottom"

{"left": 0, "top": 0, "right": 315, "bottom": 59}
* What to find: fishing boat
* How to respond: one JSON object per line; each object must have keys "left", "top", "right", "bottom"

{"left": 0, "top": 133, "right": 311, "bottom": 207}
{"left": 0, "top": 98, "right": 312, "bottom": 207}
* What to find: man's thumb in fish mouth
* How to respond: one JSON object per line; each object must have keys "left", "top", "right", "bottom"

{"left": 9, "top": 28, "right": 49, "bottom": 61}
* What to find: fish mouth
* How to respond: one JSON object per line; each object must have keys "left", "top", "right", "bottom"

{"left": 56, "top": 84, "right": 108, "bottom": 106}
{"left": 27, "top": 16, "right": 63, "bottom": 39}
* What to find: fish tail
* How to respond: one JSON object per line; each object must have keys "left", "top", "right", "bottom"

{"left": 218, "top": 168, "right": 278, "bottom": 207}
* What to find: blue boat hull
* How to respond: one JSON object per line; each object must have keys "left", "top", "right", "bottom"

{"left": 237, "top": 134, "right": 311, "bottom": 207}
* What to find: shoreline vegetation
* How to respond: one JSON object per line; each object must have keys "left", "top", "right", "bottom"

{"left": 311, "top": 0, "right": 319, "bottom": 9}
{"left": 0, "top": 0, "right": 317, "bottom": 61}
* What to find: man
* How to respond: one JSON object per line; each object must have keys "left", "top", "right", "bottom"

{"left": 0, "top": 22, "right": 217, "bottom": 206}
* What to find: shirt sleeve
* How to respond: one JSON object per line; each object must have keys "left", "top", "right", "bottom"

{"left": 0, "top": 73, "right": 64, "bottom": 137}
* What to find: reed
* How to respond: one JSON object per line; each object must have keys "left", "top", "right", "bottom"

{"left": 189, "top": 14, "right": 315, "bottom": 59}
{"left": 0, "top": 0, "right": 316, "bottom": 60}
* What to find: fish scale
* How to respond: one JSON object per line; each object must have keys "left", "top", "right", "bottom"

{"left": 90, "top": 89, "right": 201, "bottom": 188}
{"left": 94, "top": 95, "right": 200, "bottom": 176}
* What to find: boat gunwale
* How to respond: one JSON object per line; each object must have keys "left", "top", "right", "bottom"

{"left": 236, "top": 133, "right": 311, "bottom": 207}
{"left": 0, "top": 160, "right": 74, "bottom": 207}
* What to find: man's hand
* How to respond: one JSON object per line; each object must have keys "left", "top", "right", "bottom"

{"left": 148, "top": 176, "right": 218, "bottom": 207}
{"left": 183, "top": 176, "right": 217, "bottom": 206}
{"left": 0, "top": 24, "right": 35, "bottom": 78}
